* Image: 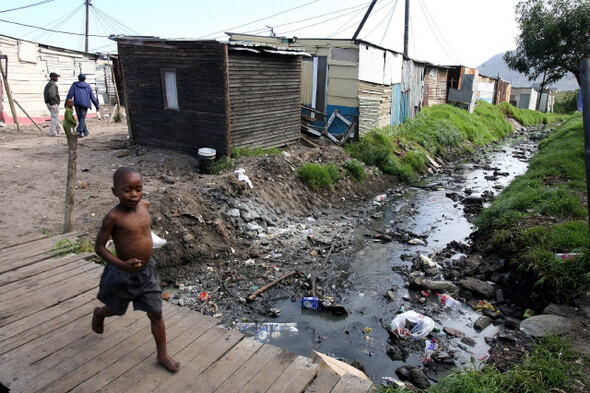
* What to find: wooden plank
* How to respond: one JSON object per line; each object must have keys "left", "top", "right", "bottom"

{"left": 0, "top": 232, "right": 49, "bottom": 249}
{"left": 27, "top": 306, "right": 185, "bottom": 393}
{"left": 116, "top": 319, "right": 230, "bottom": 393}
{"left": 0, "top": 252, "right": 94, "bottom": 287}
{"left": 239, "top": 351, "right": 299, "bottom": 393}
{"left": 304, "top": 369, "right": 341, "bottom": 393}
{"left": 0, "top": 252, "right": 55, "bottom": 274}
{"left": 0, "top": 231, "right": 84, "bottom": 258}
{"left": 0, "top": 266, "right": 102, "bottom": 323}
{"left": 0, "top": 257, "right": 95, "bottom": 295}
{"left": 330, "top": 373, "right": 374, "bottom": 393}
{"left": 0, "top": 289, "right": 96, "bottom": 354}
{"left": 265, "top": 355, "right": 320, "bottom": 393}
{"left": 9, "top": 307, "right": 150, "bottom": 392}
{"left": 101, "top": 310, "right": 218, "bottom": 392}
{"left": 175, "top": 338, "right": 264, "bottom": 393}
{"left": 71, "top": 308, "right": 204, "bottom": 393}
{"left": 0, "top": 259, "right": 97, "bottom": 298}
{"left": 151, "top": 328, "right": 244, "bottom": 393}
{"left": 212, "top": 344, "right": 282, "bottom": 392}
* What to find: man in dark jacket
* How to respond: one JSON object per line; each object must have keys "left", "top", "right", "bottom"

{"left": 43, "top": 72, "right": 62, "bottom": 136}
{"left": 66, "top": 73, "right": 100, "bottom": 138}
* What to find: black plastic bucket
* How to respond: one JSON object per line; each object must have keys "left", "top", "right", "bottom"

{"left": 198, "top": 148, "right": 216, "bottom": 174}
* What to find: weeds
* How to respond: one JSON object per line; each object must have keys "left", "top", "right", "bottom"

{"left": 51, "top": 237, "right": 94, "bottom": 257}
{"left": 112, "top": 110, "right": 122, "bottom": 123}
{"left": 343, "top": 159, "right": 366, "bottom": 181}
{"left": 209, "top": 156, "right": 235, "bottom": 174}
{"left": 232, "top": 146, "right": 282, "bottom": 158}
{"left": 554, "top": 90, "right": 579, "bottom": 114}
{"left": 297, "top": 162, "right": 341, "bottom": 190}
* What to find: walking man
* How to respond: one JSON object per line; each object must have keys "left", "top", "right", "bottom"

{"left": 66, "top": 73, "right": 100, "bottom": 138}
{"left": 43, "top": 72, "right": 62, "bottom": 136}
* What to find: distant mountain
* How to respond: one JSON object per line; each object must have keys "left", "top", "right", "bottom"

{"left": 477, "top": 53, "right": 579, "bottom": 91}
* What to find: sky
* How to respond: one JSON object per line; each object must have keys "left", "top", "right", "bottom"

{"left": 0, "top": 0, "right": 521, "bottom": 68}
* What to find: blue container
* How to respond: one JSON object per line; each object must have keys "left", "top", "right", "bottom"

{"left": 301, "top": 296, "right": 320, "bottom": 310}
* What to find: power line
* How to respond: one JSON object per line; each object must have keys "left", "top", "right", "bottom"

{"left": 359, "top": 0, "right": 396, "bottom": 39}
{"left": 417, "top": 0, "right": 462, "bottom": 64}
{"left": 379, "top": 0, "right": 399, "bottom": 45}
{"left": 0, "top": 0, "right": 54, "bottom": 14}
{"left": 328, "top": 2, "right": 377, "bottom": 38}
{"left": 25, "top": 4, "right": 83, "bottom": 41}
{"left": 196, "top": 0, "right": 319, "bottom": 39}
{"left": 0, "top": 17, "right": 109, "bottom": 37}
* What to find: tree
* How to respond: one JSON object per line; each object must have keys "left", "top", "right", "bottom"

{"left": 504, "top": 0, "right": 590, "bottom": 88}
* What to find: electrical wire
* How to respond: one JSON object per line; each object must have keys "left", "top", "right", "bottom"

{"left": 92, "top": 5, "right": 141, "bottom": 36}
{"left": 417, "top": 0, "right": 462, "bottom": 64}
{"left": 0, "top": 17, "right": 109, "bottom": 37}
{"left": 0, "top": 0, "right": 54, "bottom": 14}
{"left": 24, "top": 4, "right": 83, "bottom": 40}
{"left": 379, "top": 0, "right": 398, "bottom": 45}
{"left": 358, "top": 0, "right": 396, "bottom": 39}
{"left": 196, "top": 0, "right": 319, "bottom": 39}
{"left": 327, "top": 3, "right": 371, "bottom": 38}
{"left": 279, "top": 0, "right": 393, "bottom": 36}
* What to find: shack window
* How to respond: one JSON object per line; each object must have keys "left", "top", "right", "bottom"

{"left": 161, "top": 69, "right": 179, "bottom": 110}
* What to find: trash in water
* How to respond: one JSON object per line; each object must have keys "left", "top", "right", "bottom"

{"left": 523, "top": 309, "right": 535, "bottom": 318}
{"left": 408, "top": 238, "right": 426, "bottom": 245}
{"left": 301, "top": 296, "right": 320, "bottom": 310}
{"left": 374, "top": 194, "right": 387, "bottom": 202}
{"left": 199, "top": 292, "right": 211, "bottom": 302}
{"left": 237, "top": 322, "right": 298, "bottom": 343}
{"left": 419, "top": 254, "right": 442, "bottom": 269}
{"left": 363, "top": 327, "right": 372, "bottom": 334}
{"left": 390, "top": 310, "right": 435, "bottom": 339}
{"left": 473, "top": 300, "right": 495, "bottom": 312}
{"left": 421, "top": 290, "right": 431, "bottom": 298}
{"left": 437, "top": 293, "right": 461, "bottom": 309}
{"left": 382, "top": 376, "right": 406, "bottom": 387}
{"left": 424, "top": 339, "right": 438, "bottom": 362}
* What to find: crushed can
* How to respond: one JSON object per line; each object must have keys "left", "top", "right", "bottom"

{"left": 301, "top": 296, "right": 320, "bottom": 310}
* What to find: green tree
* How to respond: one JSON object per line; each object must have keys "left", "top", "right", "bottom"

{"left": 504, "top": 0, "right": 590, "bottom": 88}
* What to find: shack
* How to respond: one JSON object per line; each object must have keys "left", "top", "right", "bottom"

{"left": 0, "top": 34, "right": 111, "bottom": 125}
{"left": 113, "top": 37, "right": 306, "bottom": 158}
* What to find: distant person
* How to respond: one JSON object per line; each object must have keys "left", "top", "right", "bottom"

{"left": 66, "top": 73, "right": 99, "bottom": 138}
{"left": 62, "top": 98, "right": 77, "bottom": 140}
{"left": 93, "top": 167, "right": 180, "bottom": 372}
{"left": 43, "top": 72, "right": 62, "bottom": 137}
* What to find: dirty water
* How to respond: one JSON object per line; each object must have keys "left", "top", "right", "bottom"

{"left": 256, "top": 134, "right": 539, "bottom": 384}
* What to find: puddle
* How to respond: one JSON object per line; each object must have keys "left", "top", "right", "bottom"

{"left": 259, "top": 135, "right": 539, "bottom": 383}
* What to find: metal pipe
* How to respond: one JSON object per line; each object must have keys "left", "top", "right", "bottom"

{"left": 580, "top": 56, "right": 590, "bottom": 244}
{"left": 352, "top": 0, "right": 377, "bottom": 40}
{"left": 404, "top": 0, "right": 410, "bottom": 57}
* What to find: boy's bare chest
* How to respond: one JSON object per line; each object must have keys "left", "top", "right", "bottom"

{"left": 114, "top": 210, "right": 151, "bottom": 235}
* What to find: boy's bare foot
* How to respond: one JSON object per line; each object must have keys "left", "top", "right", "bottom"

{"left": 157, "top": 353, "right": 181, "bottom": 372}
{"left": 92, "top": 307, "right": 104, "bottom": 334}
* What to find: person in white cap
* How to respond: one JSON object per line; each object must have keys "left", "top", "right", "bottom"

{"left": 43, "top": 72, "right": 62, "bottom": 136}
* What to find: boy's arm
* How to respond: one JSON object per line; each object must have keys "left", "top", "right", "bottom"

{"left": 66, "top": 85, "right": 74, "bottom": 101}
{"left": 65, "top": 109, "right": 76, "bottom": 124}
{"left": 95, "top": 212, "right": 142, "bottom": 272}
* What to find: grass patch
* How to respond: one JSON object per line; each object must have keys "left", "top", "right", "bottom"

{"left": 498, "top": 102, "right": 567, "bottom": 126}
{"left": 554, "top": 90, "right": 579, "bottom": 114}
{"left": 232, "top": 146, "right": 282, "bottom": 158}
{"left": 343, "top": 159, "right": 366, "bottom": 181}
{"left": 209, "top": 156, "right": 235, "bottom": 174}
{"left": 51, "top": 237, "right": 94, "bottom": 257}
{"left": 380, "top": 336, "right": 588, "bottom": 392}
{"left": 476, "top": 113, "right": 589, "bottom": 301}
{"left": 297, "top": 162, "right": 341, "bottom": 190}
{"left": 347, "top": 102, "right": 517, "bottom": 182}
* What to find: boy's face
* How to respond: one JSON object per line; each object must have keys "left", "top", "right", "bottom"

{"left": 112, "top": 172, "right": 143, "bottom": 209}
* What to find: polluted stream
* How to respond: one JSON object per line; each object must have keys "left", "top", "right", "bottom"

{"left": 240, "top": 131, "right": 541, "bottom": 385}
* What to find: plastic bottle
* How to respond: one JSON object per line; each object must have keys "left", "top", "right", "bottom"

{"left": 437, "top": 293, "right": 461, "bottom": 309}
{"left": 424, "top": 339, "right": 437, "bottom": 362}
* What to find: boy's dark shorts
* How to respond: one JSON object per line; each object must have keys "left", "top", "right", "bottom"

{"left": 97, "top": 257, "right": 162, "bottom": 315}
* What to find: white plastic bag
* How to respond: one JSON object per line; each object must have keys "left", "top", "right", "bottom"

{"left": 390, "top": 310, "right": 435, "bottom": 339}
{"left": 234, "top": 168, "right": 253, "bottom": 188}
{"left": 151, "top": 231, "right": 167, "bottom": 249}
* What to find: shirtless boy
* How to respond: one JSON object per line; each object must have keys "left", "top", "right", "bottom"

{"left": 92, "top": 167, "right": 180, "bottom": 372}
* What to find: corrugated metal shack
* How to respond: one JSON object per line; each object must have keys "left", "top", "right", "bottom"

{"left": 495, "top": 77, "right": 511, "bottom": 105}
{"left": 447, "top": 66, "right": 479, "bottom": 113}
{"left": 423, "top": 64, "right": 449, "bottom": 107}
{"left": 114, "top": 37, "right": 305, "bottom": 157}
{"left": 0, "top": 34, "right": 110, "bottom": 125}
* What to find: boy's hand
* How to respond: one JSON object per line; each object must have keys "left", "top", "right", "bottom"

{"left": 123, "top": 258, "right": 144, "bottom": 272}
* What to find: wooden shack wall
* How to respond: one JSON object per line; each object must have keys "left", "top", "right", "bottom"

{"left": 117, "top": 41, "right": 230, "bottom": 157}
{"left": 228, "top": 50, "right": 301, "bottom": 149}
{"left": 358, "top": 81, "right": 392, "bottom": 136}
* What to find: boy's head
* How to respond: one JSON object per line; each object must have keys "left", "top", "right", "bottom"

{"left": 65, "top": 98, "right": 73, "bottom": 109}
{"left": 112, "top": 167, "right": 143, "bottom": 208}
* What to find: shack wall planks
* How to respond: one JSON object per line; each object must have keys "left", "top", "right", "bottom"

{"left": 228, "top": 50, "right": 301, "bottom": 150}
{"left": 117, "top": 40, "right": 231, "bottom": 157}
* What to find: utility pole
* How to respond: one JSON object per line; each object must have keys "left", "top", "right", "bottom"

{"left": 403, "top": 0, "right": 410, "bottom": 57}
{"left": 581, "top": 56, "right": 590, "bottom": 244}
{"left": 85, "top": 0, "right": 91, "bottom": 52}
{"left": 352, "top": 0, "right": 377, "bottom": 40}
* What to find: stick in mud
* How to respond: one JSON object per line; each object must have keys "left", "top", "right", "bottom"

{"left": 321, "top": 241, "right": 336, "bottom": 270}
{"left": 246, "top": 270, "right": 302, "bottom": 302}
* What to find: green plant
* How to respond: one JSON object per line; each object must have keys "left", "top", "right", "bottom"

{"left": 343, "top": 159, "right": 366, "bottom": 181}
{"left": 232, "top": 146, "right": 282, "bottom": 158}
{"left": 112, "top": 110, "right": 122, "bottom": 123}
{"left": 297, "top": 162, "right": 341, "bottom": 190}
{"left": 554, "top": 90, "right": 579, "bottom": 114}
{"left": 209, "top": 156, "right": 235, "bottom": 174}
{"left": 51, "top": 237, "right": 94, "bottom": 256}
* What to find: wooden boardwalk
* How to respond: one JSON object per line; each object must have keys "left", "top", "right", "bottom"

{"left": 0, "top": 233, "right": 373, "bottom": 393}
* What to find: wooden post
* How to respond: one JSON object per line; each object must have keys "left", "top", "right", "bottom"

{"left": 63, "top": 127, "right": 78, "bottom": 233}
{"left": 0, "top": 58, "right": 21, "bottom": 132}
{"left": 13, "top": 99, "right": 43, "bottom": 132}
{"left": 109, "top": 64, "right": 122, "bottom": 123}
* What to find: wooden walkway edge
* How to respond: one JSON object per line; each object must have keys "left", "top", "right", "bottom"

{"left": 0, "top": 234, "right": 374, "bottom": 393}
